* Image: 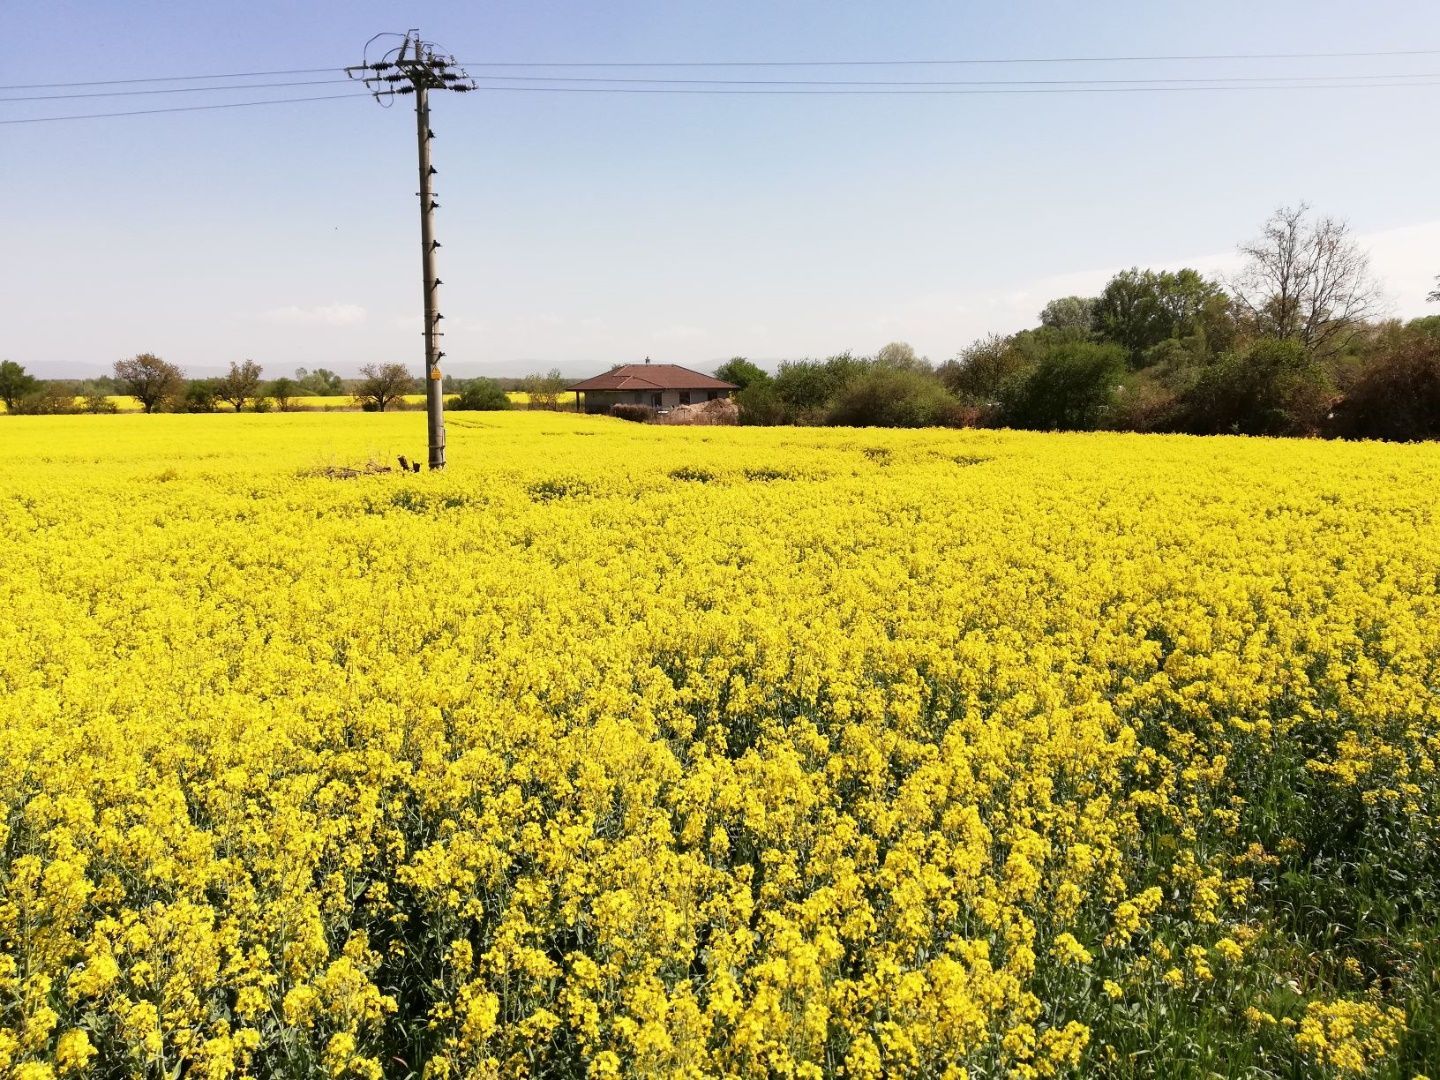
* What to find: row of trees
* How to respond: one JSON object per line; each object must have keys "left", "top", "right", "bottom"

{"left": 714, "top": 205, "right": 1440, "bottom": 440}
{"left": 0, "top": 358, "right": 571, "bottom": 415}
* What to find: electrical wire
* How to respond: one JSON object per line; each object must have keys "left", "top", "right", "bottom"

{"left": 0, "top": 78, "right": 352, "bottom": 103}
{"left": 5, "top": 70, "right": 1438, "bottom": 104}
{"left": 0, "top": 92, "right": 369, "bottom": 125}
{"left": 465, "top": 80, "right": 1440, "bottom": 95}
{"left": 454, "top": 47, "right": 1440, "bottom": 68}
{"left": 0, "top": 68, "right": 346, "bottom": 91}
{"left": 4, "top": 45, "right": 1440, "bottom": 92}
{"left": 462, "top": 71, "right": 1440, "bottom": 87}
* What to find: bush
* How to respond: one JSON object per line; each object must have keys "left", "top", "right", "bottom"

{"left": 183, "top": 379, "right": 221, "bottom": 413}
{"left": 938, "top": 334, "right": 1023, "bottom": 403}
{"left": 1328, "top": 335, "right": 1440, "bottom": 441}
{"left": 11, "top": 383, "right": 76, "bottom": 415}
{"left": 1174, "top": 339, "right": 1330, "bottom": 436}
{"left": 450, "top": 379, "right": 512, "bottom": 411}
{"left": 827, "top": 366, "right": 959, "bottom": 428}
{"left": 999, "top": 342, "right": 1127, "bottom": 431}
{"left": 80, "top": 391, "right": 118, "bottom": 415}
{"left": 773, "top": 354, "right": 866, "bottom": 414}
{"left": 609, "top": 403, "right": 655, "bottom": 423}
{"left": 734, "top": 382, "right": 788, "bottom": 426}
{"left": 1104, "top": 370, "right": 1181, "bottom": 433}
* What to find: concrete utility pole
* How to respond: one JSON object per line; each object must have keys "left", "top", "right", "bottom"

{"left": 348, "top": 31, "right": 475, "bottom": 469}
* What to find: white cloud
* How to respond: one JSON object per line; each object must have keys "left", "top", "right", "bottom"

{"left": 258, "top": 303, "right": 368, "bottom": 326}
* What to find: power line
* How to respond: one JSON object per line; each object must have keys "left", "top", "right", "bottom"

{"left": 0, "top": 92, "right": 368, "bottom": 125}
{"left": 456, "top": 47, "right": 1440, "bottom": 68}
{"left": 4, "top": 70, "right": 1437, "bottom": 104}
{"left": 0, "top": 67, "right": 345, "bottom": 91}
{"left": 463, "top": 71, "right": 1440, "bottom": 87}
{"left": 0, "top": 78, "right": 351, "bottom": 103}
{"left": 3, "top": 45, "right": 1438, "bottom": 93}
{"left": 463, "top": 80, "right": 1440, "bottom": 95}
{"left": 6, "top": 73, "right": 1438, "bottom": 124}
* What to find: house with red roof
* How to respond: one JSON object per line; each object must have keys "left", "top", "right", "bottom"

{"left": 566, "top": 359, "right": 738, "bottom": 413}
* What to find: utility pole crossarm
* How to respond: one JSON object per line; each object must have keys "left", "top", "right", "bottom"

{"left": 348, "top": 30, "right": 476, "bottom": 469}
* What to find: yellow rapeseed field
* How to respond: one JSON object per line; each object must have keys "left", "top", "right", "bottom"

{"left": 1, "top": 413, "right": 1437, "bottom": 1079}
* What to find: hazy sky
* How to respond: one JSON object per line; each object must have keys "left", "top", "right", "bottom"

{"left": 4, "top": 1, "right": 1439, "bottom": 379}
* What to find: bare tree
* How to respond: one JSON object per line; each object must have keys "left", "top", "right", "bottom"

{"left": 216, "top": 359, "right": 263, "bottom": 412}
{"left": 1229, "top": 204, "right": 1382, "bottom": 357}
{"left": 113, "top": 353, "right": 184, "bottom": 413}
{"left": 354, "top": 363, "right": 415, "bottom": 412}
{"left": 1428, "top": 275, "right": 1439, "bottom": 304}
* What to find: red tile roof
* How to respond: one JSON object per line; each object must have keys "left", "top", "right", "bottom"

{"left": 566, "top": 363, "right": 738, "bottom": 392}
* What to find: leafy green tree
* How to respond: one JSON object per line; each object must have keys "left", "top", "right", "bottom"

{"left": 938, "top": 334, "right": 1024, "bottom": 402}
{"left": 1093, "top": 268, "right": 1230, "bottom": 366}
{"left": 217, "top": 359, "right": 263, "bottom": 412}
{"left": 0, "top": 360, "right": 39, "bottom": 413}
{"left": 874, "top": 341, "right": 930, "bottom": 372}
{"left": 714, "top": 357, "right": 770, "bottom": 390}
{"left": 268, "top": 377, "right": 298, "bottom": 411}
{"left": 183, "top": 379, "right": 221, "bottom": 413}
{"left": 353, "top": 363, "right": 414, "bottom": 412}
{"left": 1038, "top": 296, "right": 1096, "bottom": 337}
{"left": 1000, "top": 342, "right": 1127, "bottom": 431}
{"left": 773, "top": 353, "right": 866, "bottom": 419}
{"left": 295, "top": 367, "right": 344, "bottom": 396}
{"left": 450, "top": 378, "right": 512, "bottom": 411}
{"left": 114, "top": 353, "right": 184, "bottom": 413}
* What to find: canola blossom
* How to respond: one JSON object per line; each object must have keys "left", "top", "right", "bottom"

{"left": 0, "top": 412, "right": 1437, "bottom": 1078}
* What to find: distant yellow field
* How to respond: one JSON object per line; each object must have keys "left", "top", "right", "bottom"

{"left": 1, "top": 391, "right": 535, "bottom": 414}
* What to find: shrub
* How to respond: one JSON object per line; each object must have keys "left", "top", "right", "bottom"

{"left": 183, "top": 379, "right": 221, "bottom": 413}
{"left": 450, "top": 379, "right": 512, "bottom": 411}
{"left": 773, "top": 354, "right": 866, "bottom": 414}
{"left": 1104, "top": 370, "right": 1182, "bottom": 433}
{"left": 999, "top": 342, "right": 1127, "bottom": 431}
{"left": 734, "top": 382, "right": 788, "bottom": 426}
{"left": 827, "top": 366, "right": 958, "bottom": 428}
{"left": 1328, "top": 335, "right": 1440, "bottom": 441}
{"left": 11, "top": 383, "right": 77, "bottom": 415}
{"left": 609, "top": 403, "right": 655, "bottom": 423}
{"left": 1174, "top": 339, "right": 1330, "bottom": 436}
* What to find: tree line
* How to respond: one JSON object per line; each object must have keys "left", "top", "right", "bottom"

{"left": 717, "top": 204, "right": 1440, "bottom": 441}
{"left": 0, "top": 356, "right": 572, "bottom": 415}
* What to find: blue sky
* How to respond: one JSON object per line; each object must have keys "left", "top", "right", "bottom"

{"left": 4, "top": 1, "right": 1439, "bottom": 378}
